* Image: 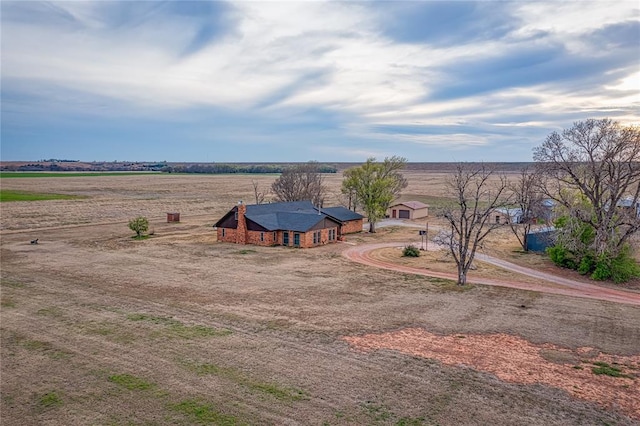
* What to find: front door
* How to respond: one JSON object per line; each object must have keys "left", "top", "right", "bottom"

{"left": 392, "top": 209, "right": 396, "bottom": 218}
{"left": 283, "top": 231, "right": 289, "bottom": 245}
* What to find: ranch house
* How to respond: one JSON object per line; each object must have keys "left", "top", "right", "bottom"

{"left": 214, "top": 201, "right": 363, "bottom": 248}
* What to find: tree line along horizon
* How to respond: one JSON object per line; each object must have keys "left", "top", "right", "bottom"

{"left": 2, "top": 160, "right": 548, "bottom": 174}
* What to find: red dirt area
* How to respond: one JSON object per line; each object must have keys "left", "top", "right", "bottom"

{"left": 343, "top": 328, "right": 640, "bottom": 420}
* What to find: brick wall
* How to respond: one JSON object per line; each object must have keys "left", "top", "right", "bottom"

{"left": 236, "top": 203, "right": 247, "bottom": 244}
{"left": 245, "top": 230, "right": 278, "bottom": 246}
{"left": 217, "top": 227, "right": 237, "bottom": 243}
{"left": 340, "top": 219, "right": 363, "bottom": 234}
{"left": 217, "top": 225, "right": 342, "bottom": 248}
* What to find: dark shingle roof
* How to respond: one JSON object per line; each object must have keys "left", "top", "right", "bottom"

{"left": 319, "top": 206, "right": 364, "bottom": 222}
{"left": 216, "top": 201, "right": 362, "bottom": 232}
{"left": 246, "top": 201, "right": 315, "bottom": 215}
{"left": 245, "top": 201, "right": 325, "bottom": 231}
{"left": 248, "top": 211, "right": 328, "bottom": 232}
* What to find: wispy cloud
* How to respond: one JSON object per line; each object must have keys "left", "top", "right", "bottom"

{"left": 1, "top": 0, "right": 638, "bottom": 162}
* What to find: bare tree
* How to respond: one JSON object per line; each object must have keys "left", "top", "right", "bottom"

{"left": 533, "top": 119, "right": 640, "bottom": 260}
{"left": 251, "top": 180, "right": 267, "bottom": 205}
{"left": 440, "top": 163, "right": 509, "bottom": 285}
{"left": 341, "top": 184, "right": 359, "bottom": 211}
{"left": 271, "top": 162, "right": 326, "bottom": 206}
{"left": 507, "top": 167, "right": 545, "bottom": 251}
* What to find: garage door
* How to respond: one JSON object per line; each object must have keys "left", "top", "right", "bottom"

{"left": 399, "top": 209, "right": 410, "bottom": 219}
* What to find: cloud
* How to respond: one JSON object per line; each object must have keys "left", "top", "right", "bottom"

{"left": 426, "top": 41, "right": 636, "bottom": 101}
{"left": 377, "top": 1, "right": 520, "bottom": 46}
{"left": 587, "top": 20, "right": 640, "bottom": 49}
{"left": 1, "top": 0, "right": 638, "bottom": 162}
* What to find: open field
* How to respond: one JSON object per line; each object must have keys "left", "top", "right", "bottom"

{"left": 1, "top": 172, "right": 640, "bottom": 425}
{"left": 0, "top": 190, "right": 86, "bottom": 203}
{"left": 0, "top": 172, "right": 162, "bottom": 178}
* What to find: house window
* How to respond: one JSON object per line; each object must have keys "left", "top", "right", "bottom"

{"left": 260, "top": 232, "right": 264, "bottom": 242}
{"left": 329, "top": 229, "right": 335, "bottom": 241}
{"left": 496, "top": 215, "right": 500, "bottom": 224}
{"left": 234, "top": 211, "right": 238, "bottom": 220}
{"left": 283, "top": 232, "right": 289, "bottom": 245}
{"left": 294, "top": 233, "right": 300, "bottom": 246}
{"left": 222, "top": 228, "right": 226, "bottom": 237}
{"left": 273, "top": 232, "right": 277, "bottom": 242}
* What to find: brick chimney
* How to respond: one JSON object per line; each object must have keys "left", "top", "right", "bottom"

{"left": 236, "top": 201, "right": 247, "bottom": 244}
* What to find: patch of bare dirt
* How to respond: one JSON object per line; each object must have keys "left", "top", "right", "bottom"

{"left": 344, "top": 328, "right": 640, "bottom": 419}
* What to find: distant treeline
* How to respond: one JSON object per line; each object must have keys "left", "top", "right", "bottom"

{"left": 1, "top": 161, "right": 534, "bottom": 174}
{"left": 163, "top": 163, "right": 337, "bottom": 174}
{"left": 1, "top": 162, "right": 167, "bottom": 172}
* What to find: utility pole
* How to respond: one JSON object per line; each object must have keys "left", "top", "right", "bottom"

{"left": 425, "top": 222, "right": 429, "bottom": 251}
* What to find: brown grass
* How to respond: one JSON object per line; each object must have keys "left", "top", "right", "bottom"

{"left": 1, "top": 172, "right": 639, "bottom": 425}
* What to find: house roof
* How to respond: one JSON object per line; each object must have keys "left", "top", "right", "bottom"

{"left": 319, "top": 206, "right": 363, "bottom": 222}
{"left": 246, "top": 200, "right": 316, "bottom": 214}
{"left": 214, "top": 201, "right": 361, "bottom": 232}
{"left": 527, "top": 226, "right": 556, "bottom": 235}
{"left": 494, "top": 207, "right": 523, "bottom": 216}
{"left": 248, "top": 211, "right": 337, "bottom": 232}
{"left": 389, "top": 201, "right": 429, "bottom": 210}
{"left": 617, "top": 196, "right": 639, "bottom": 208}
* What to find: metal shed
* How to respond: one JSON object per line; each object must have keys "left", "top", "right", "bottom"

{"left": 526, "top": 227, "right": 556, "bottom": 252}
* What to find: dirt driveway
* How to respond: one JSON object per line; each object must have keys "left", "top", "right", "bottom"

{"left": 343, "top": 242, "right": 640, "bottom": 306}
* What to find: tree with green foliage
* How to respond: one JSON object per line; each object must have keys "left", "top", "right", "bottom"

{"left": 534, "top": 118, "right": 640, "bottom": 282}
{"left": 128, "top": 216, "right": 149, "bottom": 239}
{"left": 341, "top": 157, "right": 407, "bottom": 233}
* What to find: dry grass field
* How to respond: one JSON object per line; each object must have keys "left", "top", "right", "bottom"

{"left": 1, "top": 171, "right": 640, "bottom": 425}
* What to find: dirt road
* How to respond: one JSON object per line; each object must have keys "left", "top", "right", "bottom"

{"left": 343, "top": 242, "right": 640, "bottom": 306}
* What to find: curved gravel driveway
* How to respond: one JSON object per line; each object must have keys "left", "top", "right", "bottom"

{"left": 342, "top": 241, "right": 640, "bottom": 306}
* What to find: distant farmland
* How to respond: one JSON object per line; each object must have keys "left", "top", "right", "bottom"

{"left": 0, "top": 172, "right": 161, "bottom": 178}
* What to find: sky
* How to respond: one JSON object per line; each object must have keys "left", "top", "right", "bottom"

{"left": 1, "top": 1, "right": 639, "bottom": 163}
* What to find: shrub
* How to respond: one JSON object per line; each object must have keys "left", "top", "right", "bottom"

{"left": 549, "top": 242, "right": 640, "bottom": 283}
{"left": 591, "top": 259, "right": 612, "bottom": 281}
{"left": 403, "top": 245, "right": 420, "bottom": 257}
{"left": 577, "top": 254, "right": 595, "bottom": 275}
{"left": 546, "top": 245, "right": 575, "bottom": 269}
{"left": 128, "top": 216, "right": 149, "bottom": 238}
{"left": 595, "top": 246, "right": 640, "bottom": 283}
